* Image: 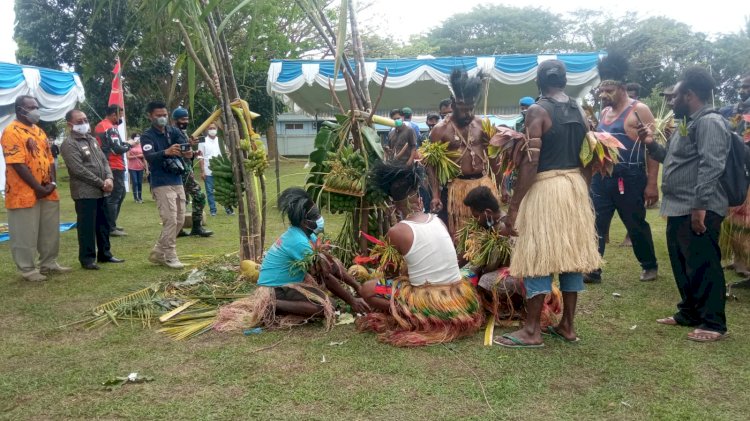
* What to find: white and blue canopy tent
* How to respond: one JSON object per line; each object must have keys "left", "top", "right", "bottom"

{"left": 267, "top": 52, "right": 605, "bottom": 118}
{"left": 0, "top": 62, "right": 85, "bottom": 193}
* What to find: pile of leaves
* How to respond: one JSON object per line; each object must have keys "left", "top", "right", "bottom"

{"left": 418, "top": 140, "right": 461, "bottom": 185}
{"left": 456, "top": 219, "right": 512, "bottom": 272}
{"left": 354, "top": 231, "right": 405, "bottom": 279}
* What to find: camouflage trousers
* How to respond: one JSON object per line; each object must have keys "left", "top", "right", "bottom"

{"left": 182, "top": 168, "right": 206, "bottom": 222}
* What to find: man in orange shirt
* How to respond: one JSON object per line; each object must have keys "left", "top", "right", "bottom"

{"left": 1, "top": 96, "right": 71, "bottom": 281}
{"left": 95, "top": 105, "right": 134, "bottom": 237}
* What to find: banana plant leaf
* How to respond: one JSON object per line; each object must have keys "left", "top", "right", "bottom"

{"left": 360, "top": 125, "right": 384, "bottom": 161}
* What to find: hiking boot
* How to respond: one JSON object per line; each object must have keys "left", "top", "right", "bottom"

{"left": 40, "top": 264, "right": 72, "bottom": 275}
{"left": 148, "top": 250, "right": 166, "bottom": 265}
{"left": 164, "top": 259, "right": 185, "bottom": 269}
{"left": 23, "top": 272, "right": 47, "bottom": 282}
{"left": 640, "top": 269, "right": 658, "bottom": 282}
{"left": 190, "top": 220, "right": 213, "bottom": 237}
{"left": 583, "top": 271, "right": 602, "bottom": 284}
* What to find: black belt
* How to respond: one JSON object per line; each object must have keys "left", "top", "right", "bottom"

{"left": 616, "top": 161, "right": 646, "bottom": 167}
{"left": 456, "top": 173, "right": 484, "bottom": 180}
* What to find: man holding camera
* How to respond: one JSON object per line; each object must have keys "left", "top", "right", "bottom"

{"left": 141, "top": 101, "right": 193, "bottom": 269}
{"left": 171, "top": 107, "right": 212, "bottom": 238}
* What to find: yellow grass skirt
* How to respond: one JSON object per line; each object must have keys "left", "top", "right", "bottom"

{"left": 448, "top": 175, "right": 500, "bottom": 235}
{"left": 356, "top": 278, "right": 484, "bottom": 347}
{"left": 509, "top": 169, "right": 601, "bottom": 277}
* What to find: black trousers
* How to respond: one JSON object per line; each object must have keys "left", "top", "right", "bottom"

{"left": 666, "top": 212, "right": 727, "bottom": 333}
{"left": 591, "top": 164, "right": 658, "bottom": 271}
{"left": 106, "top": 169, "right": 126, "bottom": 231}
{"left": 75, "top": 198, "right": 112, "bottom": 265}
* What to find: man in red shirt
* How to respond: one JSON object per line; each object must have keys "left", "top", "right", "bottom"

{"left": 95, "top": 105, "right": 134, "bottom": 237}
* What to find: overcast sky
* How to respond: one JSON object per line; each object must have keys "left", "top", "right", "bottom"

{"left": 1, "top": 0, "right": 747, "bottom": 65}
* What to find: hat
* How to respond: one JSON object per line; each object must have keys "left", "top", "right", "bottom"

{"left": 519, "top": 97, "right": 535, "bottom": 106}
{"left": 401, "top": 107, "right": 413, "bottom": 116}
{"left": 172, "top": 107, "right": 189, "bottom": 120}
{"left": 659, "top": 85, "right": 676, "bottom": 96}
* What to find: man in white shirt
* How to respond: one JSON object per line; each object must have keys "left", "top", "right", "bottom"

{"left": 198, "top": 123, "right": 233, "bottom": 216}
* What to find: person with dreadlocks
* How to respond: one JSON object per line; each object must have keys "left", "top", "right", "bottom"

{"left": 214, "top": 187, "right": 370, "bottom": 332}
{"left": 428, "top": 69, "right": 501, "bottom": 237}
{"left": 585, "top": 53, "right": 660, "bottom": 284}
{"left": 357, "top": 161, "right": 484, "bottom": 347}
{"left": 495, "top": 59, "right": 600, "bottom": 348}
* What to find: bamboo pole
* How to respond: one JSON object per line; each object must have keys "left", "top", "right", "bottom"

{"left": 272, "top": 94, "right": 281, "bottom": 196}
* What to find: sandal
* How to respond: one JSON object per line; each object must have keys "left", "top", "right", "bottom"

{"left": 544, "top": 326, "right": 580, "bottom": 343}
{"left": 493, "top": 333, "right": 544, "bottom": 348}
{"left": 656, "top": 316, "right": 678, "bottom": 326}
{"left": 687, "top": 329, "right": 729, "bottom": 343}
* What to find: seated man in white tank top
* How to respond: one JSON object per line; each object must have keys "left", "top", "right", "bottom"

{"left": 357, "top": 161, "right": 484, "bottom": 347}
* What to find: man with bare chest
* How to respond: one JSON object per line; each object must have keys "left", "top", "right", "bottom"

{"left": 428, "top": 69, "right": 500, "bottom": 237}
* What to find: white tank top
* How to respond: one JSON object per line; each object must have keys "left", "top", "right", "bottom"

{"left": 401, "top": 216, "right": 461, "bottom": 286}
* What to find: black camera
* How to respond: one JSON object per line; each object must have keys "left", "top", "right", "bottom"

{"left": 163, "top": 156, "right": 186, "bottom": 175}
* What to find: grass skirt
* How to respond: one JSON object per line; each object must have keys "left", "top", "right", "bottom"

{"left": 720, "top": 190, "right": 750, "bottom": 266}
{"left": 213, "top": 279, "right": 335, "bottom": 332}
{"left": 448, "top": 176, "right": 499, "bottom": 235}
{"left": 479, "top": 268, "right": 562, "bottom": 327}
{"left": 509, "top": 169, "right": 601, "bottom": 277}
{"left": 356, "top": 278, "right": 484, "bottom": 347}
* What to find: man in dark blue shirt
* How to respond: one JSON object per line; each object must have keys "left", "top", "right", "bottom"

{"left": 140, "top": 101, "right": 192, "bottom": 269}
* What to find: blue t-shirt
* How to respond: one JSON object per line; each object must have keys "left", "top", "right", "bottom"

{"left": 257, "top": 226, "right": 315, "bottom": 287}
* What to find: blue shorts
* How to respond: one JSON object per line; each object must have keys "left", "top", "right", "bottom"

{"left": 524, "top": 272, "right": 584, "bottom": 299}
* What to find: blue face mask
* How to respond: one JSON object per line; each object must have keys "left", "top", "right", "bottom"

{"left": 314, "top": 216, "right": 325, "bottom": 234}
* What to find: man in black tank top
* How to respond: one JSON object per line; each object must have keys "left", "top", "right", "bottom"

{"left": 586, "top": 54, "right": 660, "bottom": 284}
{"left": 496, "top": 60, "right": 601, "bottom": 348}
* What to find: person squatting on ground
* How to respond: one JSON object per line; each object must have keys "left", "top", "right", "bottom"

{"left": 171, "top": 107, "right": 213, "bottom": 238}
{"left": 586, "top": 54, "right": 660, "bottom": 284}
{"left": 357, "top": 161, "right": 484, "bottom": 347}
{"left": 1, "top": 95, "right": 70, "bottom": 282}
{"left": 642, "top": 67, "right": 732, "bottom": 342}
{"left": 141, "top": 101, "right": 192, "bottom": 269}
{"left": 428, "top": 69, "right": 502, "bottom": 237}
{"left": 60, "top": 109, "right": 124, "bottom": 270}
{"left": 95, "top": 105, "right": 133, "bottom": 237}
{"left": 460, "top": 186, "right": 561, "bottom": 327}
{"left": 198, "top": 122, "right": 233, "bottom": 216}
{"left": 213, "top": 188, "right": 370, "bottom": 332}
{"left": 127, "top": 133, "right": 146, "bottom": 204}
{"left": 495, "top": 60, "right": 601, "bottom": 348}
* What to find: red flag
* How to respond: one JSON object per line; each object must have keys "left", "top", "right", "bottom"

{"left": 108, "top": 58, "right": 124, "bottom": 109}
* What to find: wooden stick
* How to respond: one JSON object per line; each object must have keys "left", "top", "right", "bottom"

{"left": 366, "top": 69, "right": 388, "bottom": 126}
{"left": 328, "top": 79, "right": 346, "bottom": 114}
{"left": 159, "top": 300, "right": 199, "bottom": 323}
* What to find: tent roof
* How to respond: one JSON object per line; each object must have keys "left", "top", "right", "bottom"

{"left": 0, "top": 62, "right": 85, "bottom": 130}
{"left": 267, "top": 52, "right": 605, "bottom": 116}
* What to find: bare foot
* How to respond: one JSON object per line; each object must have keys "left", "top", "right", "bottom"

{"left": 548, "top": 325, "right": 578, "bottom": 342}
{"left": 619, "top": 236, "right": 633, "bottom": 247}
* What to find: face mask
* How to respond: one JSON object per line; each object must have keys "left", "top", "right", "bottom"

{"left": 208, "top": 129, "right": 218, "bottom": 137}
{"left": 314, "top": 216, "right": 324, "bottom": 234}
{"left": 72, "top": 123, "right": 90, "bottom": 134}
{"left": 134, "top": 136, "right": 140, "bottom": 143}
{"left": 486, "top": 214, "right": 495, "bottom": 229}
{"left": 177, "top": 122, "right": 189, "bottom": 130}
{"left": 155, "top": 116, "right": 168, "bottom": 127}
{"left": 21, "top": 108, "right": 41, "bottom": 124}
{"left": 394, "top": 119, "right": 403, "bottom": 127}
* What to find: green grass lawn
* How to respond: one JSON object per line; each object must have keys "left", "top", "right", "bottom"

{"left": 1, "top": 160, "right": 749, "bottom": 420}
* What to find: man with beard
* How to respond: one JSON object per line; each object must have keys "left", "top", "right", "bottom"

{"left": 718, "top": 73, "right": 750, "bottom": 285}
{"left": 171, "top": 107, "right": 213, "bottom": 238}
{"left": 494, "top": 59, "right": 600, "bottom": 347}
{"left": 585, "top": 54, "right": 660, "bottom": 284}
{"left": 641, "top": 67, "right": 731, "bottom": 342}
{"left": 428, "top": 69, "right": 501, "bottom": 237}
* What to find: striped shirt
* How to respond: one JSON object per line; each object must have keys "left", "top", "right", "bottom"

{"left": 646, "top": 105, "right": 731, "bottom": 217}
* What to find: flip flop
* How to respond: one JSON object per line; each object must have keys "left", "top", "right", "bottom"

{"left": 493, "top": 333, "right": 544, "bottom": 348}
{"left": 687, "top": 329, "right": 729, "bottom": 343}
{"left": 544, "top": 326, "right": 580, "bottom": 343}
{"left": 656, "top": 316, "right": 678, "bottom": 326}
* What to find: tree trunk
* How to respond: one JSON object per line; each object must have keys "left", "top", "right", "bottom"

{"left": 266, "top": 123, "right": 278, "bottom": 160}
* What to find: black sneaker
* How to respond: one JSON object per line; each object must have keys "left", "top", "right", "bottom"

{"left": 583, "top": 271, "right": 602, "bottom": 284}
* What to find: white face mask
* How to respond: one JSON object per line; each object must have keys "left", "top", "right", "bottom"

{"left": 207, "top": 129, "right": 218, "bottom": 137}
{"left": 72, "top": 123, "right": 90, "bottom": 134}
{"left": 134, "top": 137, "right": 140, "bottom": 143}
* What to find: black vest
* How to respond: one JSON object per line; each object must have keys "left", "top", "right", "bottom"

{"left": 536, "top": 97, "right": 587, "bottom": 172}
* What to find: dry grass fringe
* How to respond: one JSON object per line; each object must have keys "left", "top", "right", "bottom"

{"left": 448, "top": 176, "right": 499, "bottom": 235}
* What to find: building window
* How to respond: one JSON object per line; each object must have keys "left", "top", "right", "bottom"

{"left": 285, "top": 123, "right": 303, "bottom": 130}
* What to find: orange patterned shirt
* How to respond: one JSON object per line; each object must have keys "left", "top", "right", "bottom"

{"left": 1, "top": 120, "right": 59, "bottom": 209}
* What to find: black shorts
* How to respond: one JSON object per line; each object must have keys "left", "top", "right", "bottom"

{"left": 273, "top": 284, "right": 326, "bottom": 302}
